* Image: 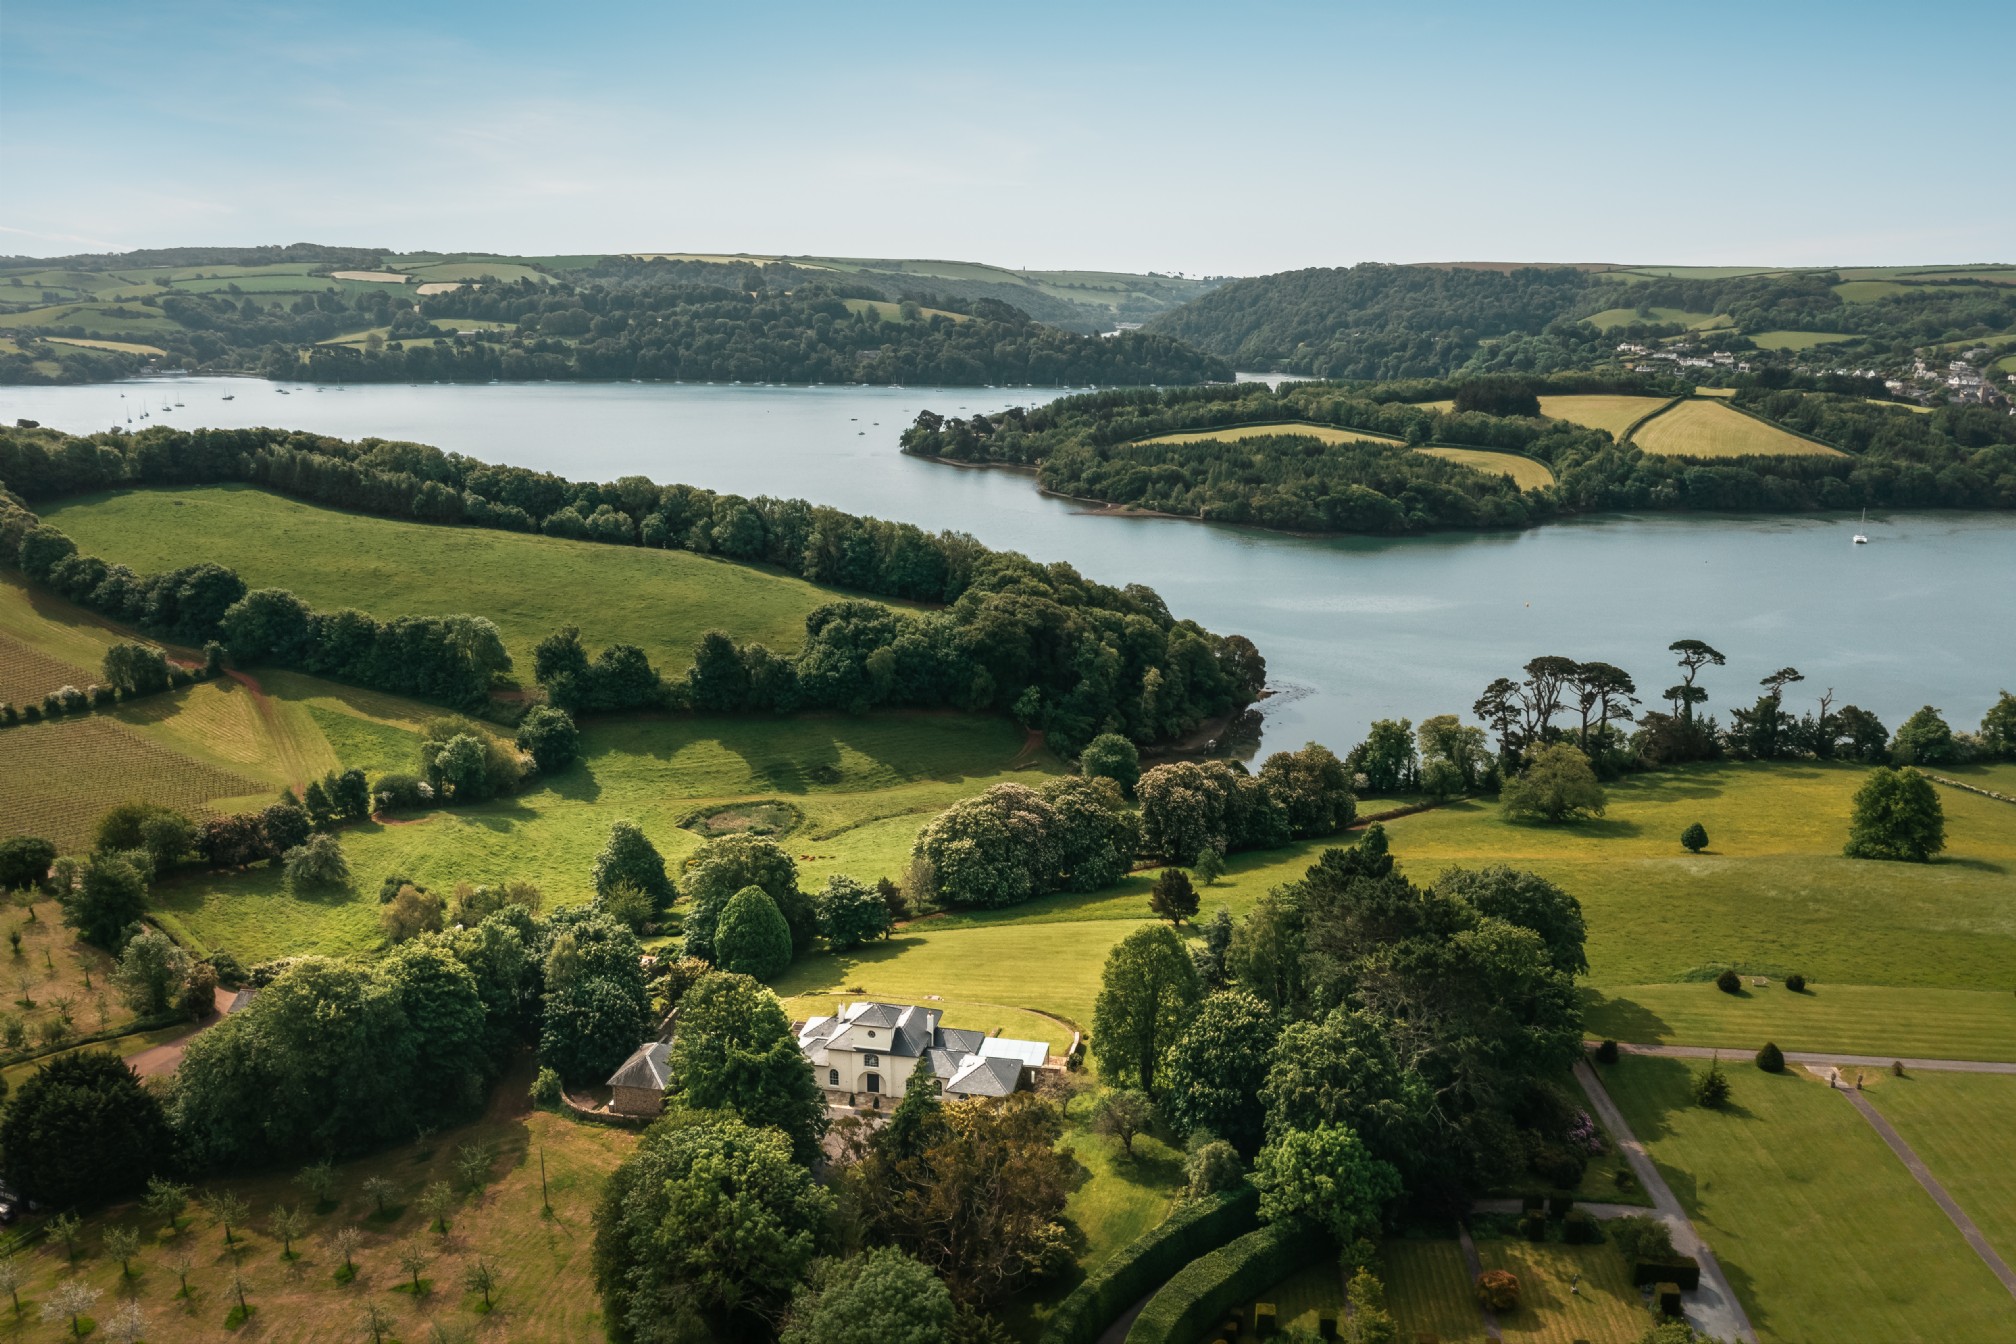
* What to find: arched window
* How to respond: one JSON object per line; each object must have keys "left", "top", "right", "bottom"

{"left": 863, "top": 1052, "right": 880, "bottom": 1068}
{"left": 828, "top": 1069, "right": 839, "bottom": 1086}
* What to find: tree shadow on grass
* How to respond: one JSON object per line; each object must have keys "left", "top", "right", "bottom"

{"left": 1502, "top": 815, "right": 1645, "bottom": 840}
{"left": 768, "top": 935, "right": 932, "bottom": 998}
{"left": 1580, "top": 988, "right": 1674, "bottom": 1045}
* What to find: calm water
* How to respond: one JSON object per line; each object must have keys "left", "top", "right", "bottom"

{"left": 7, "top": 376, "right": 2014, "bottom": 757}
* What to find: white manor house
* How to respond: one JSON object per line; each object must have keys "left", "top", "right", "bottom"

{"left": 796, "top": 1000, "right": 1055, "bottom": 1106}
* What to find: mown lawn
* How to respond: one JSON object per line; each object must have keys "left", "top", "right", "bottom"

{"left": 0, "top": 1063, "right": 630, "bottom": 1344}
{"left": 1864, "top": 1071, "right": 2016, "bottom": 1267}
{"left": 1603, "top": 1054, "right": 2015, "bottom": 1343}
{"left": 1385, "top": 1237, "right": 1488, "bottom": 1343}
{"left": 1586, "top": 983, "right": 2016, "bottom": 1063}
{"left": 43, "top": 483, "right": 856, "bottom": 675}
{"left": 1477, "top": 1236, "right": 1649, "bottom": 1344}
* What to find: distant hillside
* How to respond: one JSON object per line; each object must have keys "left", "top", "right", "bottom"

{"left": 0, "top": 248, "right": 1229, "bottom": 387}
{"left": 624, "top": 253, "right": 1226, "bottom": 332}
{"left": 1144, "top": 262, "right": 2016, "bottom": 389}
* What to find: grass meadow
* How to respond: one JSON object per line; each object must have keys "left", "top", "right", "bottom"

{"left": 1747, "top": 331, "right": 1856, "bottom": 351}
{"left": 151, "top": 709, "right": 1057, "bottom": 964}
{"left": 43, "top": 485, "right": 853, "bottom": 676}
{"left": 1630, "top": 399, "right": 1845, "bottom": 458}
{"left": 1603, "top": 1055, "right": 2016, "bottom": 1343}
{"left": 0, "top": 1061, "right": 630, "bottom": 1344}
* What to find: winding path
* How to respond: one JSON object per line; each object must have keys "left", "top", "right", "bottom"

{"left": 1835, "top": 1085, "right": 2016, "bottom": 1301}
{"left": 1572, "top": 1060, "right": 1759, "bottom": 1343}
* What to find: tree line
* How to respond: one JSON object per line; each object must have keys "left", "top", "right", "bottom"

{"left": 0, "top": 424, "right": 1267, "bottom": 752}
{"left": 900, "top": 376, "right": 2016, "bottom": 536}
{"left": 1135, "top": 262, "right": 2016, "bottom": 380}
{"left": 257, "top": 269, "right": 1230, "bottom": 387}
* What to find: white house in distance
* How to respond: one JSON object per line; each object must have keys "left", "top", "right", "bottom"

{"left": 796, "top": 1000, "right": 1052, "bottom": 1105}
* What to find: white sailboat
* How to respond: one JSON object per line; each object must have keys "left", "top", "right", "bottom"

{"left": 1853, "top": 508, "right": 1868, "bottom": 545}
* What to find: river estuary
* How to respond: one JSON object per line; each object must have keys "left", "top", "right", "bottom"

{"left": 5, "top": 376, "right": 2013, "bottom": 758}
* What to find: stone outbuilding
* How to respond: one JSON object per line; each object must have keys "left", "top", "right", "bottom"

{"left": 605, "top": 1041, "right": 672, "bottom": 1116}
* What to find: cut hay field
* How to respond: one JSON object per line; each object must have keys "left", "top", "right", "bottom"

{"left": 0, "top": 714, "right": 266, "bottom": 851}
{"left": 0, "top": 1061, "right": 631, "bottom": 1344}
{"left": 1866, "top": 1073, "right": 2016, "bottom": 1266}
{"left": 42, "top": 485, "right": 851, "bottom": 676}
{"left": 1134, "top": 421, "right": 1405, "bottom": 448}
{"left": 46, "top": 336, "right": 167, "bottom": 355}
{"left": 151, "top": 710, "right": 1057, "bottom": 965}
{"left": 1535, "top": 394, "right": 1675, "bottom": 438}
{"left": 1604, "top": 1055, "right": 2016, "bottom": 1343}
{"left": 1630, "top": 399, "right": 1845, "bottom": 458}
{"left": 1419, "top": 446, "right": 1556, "bottom": 490}
{"left": 1748, "top": 331, "right": 1856, "bottom": 351}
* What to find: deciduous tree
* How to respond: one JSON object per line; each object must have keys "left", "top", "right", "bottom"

{"left": 1844, "top": 766, "right": 1945, "bottom": 862}
{"left": 1092, "top": 925, "right": 1201, "bottom": 1095}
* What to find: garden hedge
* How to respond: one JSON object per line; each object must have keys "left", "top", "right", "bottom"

{"left": 1632, "top": 1256, "right": 1702, "bottom": 1290}
{"left": 1040, "top": 1185, "right": 1259, "bottom": 1344}
{"left": 1124, "top": 1219, "right": 1330, "bottom": 1344}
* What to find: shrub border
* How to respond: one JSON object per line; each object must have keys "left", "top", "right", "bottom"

{"left": 1039, "top": 1185, "right": 1260, "bottom": 1344}
{"left": 1123, "top": 1219, "right": 1330, "bottom": 1344}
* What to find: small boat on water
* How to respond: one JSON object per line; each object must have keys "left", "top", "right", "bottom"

{"left": 1853, "top": 508, "right": 1868, "bottom": 545}
{"left": 221, "top": 395, "right": 234, "bottom": 401}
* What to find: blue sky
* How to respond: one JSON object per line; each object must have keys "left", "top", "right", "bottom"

{"left": 4, "top": 0, "right": 2011, "bottom": 271}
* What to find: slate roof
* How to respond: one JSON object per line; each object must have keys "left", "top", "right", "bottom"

{"left": 606, "top": 1041, "right": 671, "bottom": 1092}
{"left": 799, "top": 1001, "right": 1047, "bottom": 1096}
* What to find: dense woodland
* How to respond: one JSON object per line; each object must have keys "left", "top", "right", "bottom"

{"left": 901, "top": 375, "right": 2016, "bottom": 533}
{"left": 1143, "top": 263, "right": 2016, "bottom": 378}
{"left": 0, "top": 250, "right": 1229, "bottom": 388}
{"left": 0, "top": 423, "right": 1264, "bottom": 751}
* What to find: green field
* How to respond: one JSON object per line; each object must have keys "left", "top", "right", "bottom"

{"left": 1833, "top": 280, "right": 1918, "bottom": 303}
{"left": 152, "top": 709, "right": 1055, "bottom": 964}
{"left": 43, "top": 485, "right": 852, "bottom": 676}
{"left": 1419, "top": 446, "right": 1557, "bottom": 490}
{"left": 0, "top": 1063, "right": 631, "bottom": 1344}
{"left": 1589, "top": 984, "right": 2016, "bottom": 1063}
{"left": 1605, "top": 1055, "right": 2016, "bottom": 1343}
{"left": 1535, "top": 394, "right": 1676, "bottom": 438}
{"left": 1581, "top": 306, "right": 1731, "bottom": 331}
{"left": 1630, "top": 399, "right": 1845, "bottom": 458}
{"left": 1748, "top": 331, "right": 1857, "bottom": 352}
{"left": 1134, "top": 420, "right": 1404, "bottom": 447}
{"left": 1866, "top": 1073, "right": 2016, "bottom": 1265}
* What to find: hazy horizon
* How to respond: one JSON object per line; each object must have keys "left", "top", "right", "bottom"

{"left": 6, "top": 0, "right": 2012, "bottom": 272}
